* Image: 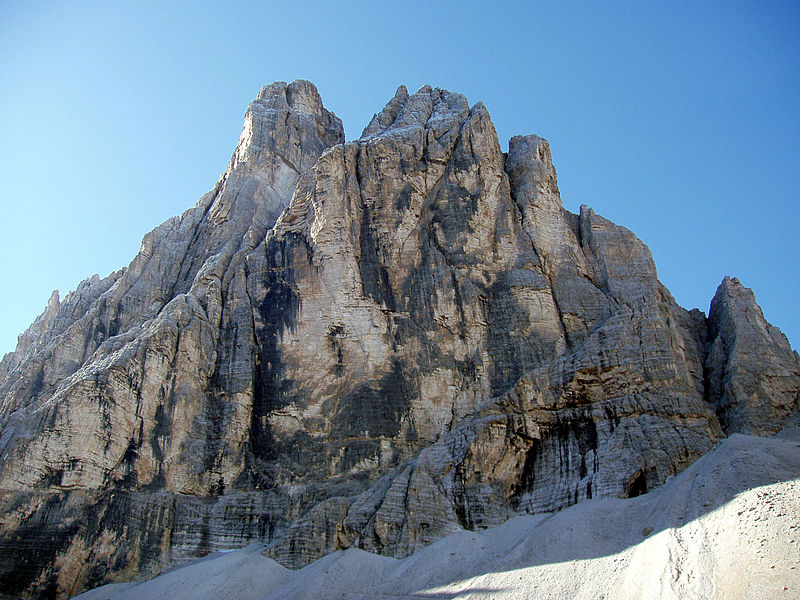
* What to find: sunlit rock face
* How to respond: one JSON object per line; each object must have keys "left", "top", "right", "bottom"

{"left": 0, "top": 80, "right": 796, "bottom": 599}
{"left": 706, "top": 276, "right": 800, "bottom": 435}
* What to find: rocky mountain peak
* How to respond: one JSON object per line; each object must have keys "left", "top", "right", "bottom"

{"left": 230, "top": 78, "right": 343, "bottom": 177}
{"left": 360, "top": 84, "right": 470, "bottom": 141}
{"left": 256, "top": 79, "right": 325, "bottom": 115}
{"left": 707, "top": 276, "right": 800, "bottom": 435}
{"left": 0, "top": 82, "right": 797, "bottom": 600}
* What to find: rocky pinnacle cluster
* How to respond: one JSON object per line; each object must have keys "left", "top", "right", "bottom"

{"left": 0, "top": 81, "right": 797, "bottom": 599}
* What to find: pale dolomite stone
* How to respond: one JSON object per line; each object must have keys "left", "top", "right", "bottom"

{"left": 72, "top": 434, "right": 800, "bottom": 600}
{"left": 0, "top": 81, "right": 796, "bottom": 599}
{"left": 707, "top": 276, "right": 800, "bottom": 435}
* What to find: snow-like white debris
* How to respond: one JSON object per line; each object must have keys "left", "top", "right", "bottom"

{"left": 74, "top": 433, "right": 800, "bottom": 600}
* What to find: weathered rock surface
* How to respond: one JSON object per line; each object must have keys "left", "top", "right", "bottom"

{"left": 0, "top": 81, "right": 796, "bottom": 599}
{"left": 70, "top": 433, "right": 800, "bottom": 600}
{"left": 706, "top": 276, "right": 800, "bottom": 435}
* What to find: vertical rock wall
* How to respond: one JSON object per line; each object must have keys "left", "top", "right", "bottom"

{"left": 0, "top": 81, "right": 796, "bottom": 598}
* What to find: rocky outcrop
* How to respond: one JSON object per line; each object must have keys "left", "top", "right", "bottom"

{"left": 0, "top": 79, "right": 344, "bottom": 495}
{"left": 69, "top": 433, "right": 800, "bottom": 600}
{"left": 0, "top": 81, "right": 795, "bottom": 599}
{"left": 706, "top": 276, "right": 800, "bottom": 435}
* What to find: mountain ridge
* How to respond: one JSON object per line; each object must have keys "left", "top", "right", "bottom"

{"left": 0, "top": 80, "right": 798, "bottom": 599}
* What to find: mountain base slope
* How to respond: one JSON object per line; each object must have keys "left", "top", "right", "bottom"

{"left": 74, "top": 432, "right": 800, "bottom": 600}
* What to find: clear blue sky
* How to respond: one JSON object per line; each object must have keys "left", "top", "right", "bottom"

{"left": 2, "top": 1, "right": 798, "bottom": 356}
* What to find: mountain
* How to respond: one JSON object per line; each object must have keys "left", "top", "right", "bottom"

{"left": 71, "top": 433, "right": 800, "bottom": 600}
{"left": 0, "top": 80, "right": 798, "bottom": 599}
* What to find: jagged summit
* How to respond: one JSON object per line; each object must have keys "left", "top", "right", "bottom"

{"left": 707, "top": 276, "right": 800, "bottom": 434}
{"left": 229, "top": 79, "right": 342, "bottom": 178}
{"left": 256, "top": 80, "right": 325, "bottom": 113}
{"left": 0, "top": 81, "right": 797, "bottom": 599}
{"left": 360, "top": 83, "right": 471, "bottom": 141}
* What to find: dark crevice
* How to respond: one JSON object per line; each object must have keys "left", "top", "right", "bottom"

{"left": 625, "top": 468, "right": 648, "bottom": 498}
{"left": 358, "top": 203, "right": 397, "bottom": 312}
{"left": 247, "top": 233, "right": 306, "bottom": 486}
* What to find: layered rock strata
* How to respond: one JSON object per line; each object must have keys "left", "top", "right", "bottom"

{"left": 0, "top": 81, "right": 797, "bottom": 599}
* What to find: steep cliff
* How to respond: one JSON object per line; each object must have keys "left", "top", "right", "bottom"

{"left": 0, "top": 81, "right": 797, "bottom": 599}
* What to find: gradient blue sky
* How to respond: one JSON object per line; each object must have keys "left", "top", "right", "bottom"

{"left": 1, "top": 1, "right": 798, "bottom": 356}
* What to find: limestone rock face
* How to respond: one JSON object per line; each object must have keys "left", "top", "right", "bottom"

{"left": 706, "top": 277, "right": 800, "bottom": 435}
{"left": 0, "top": 81, "right": 794, "bottom": 599}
